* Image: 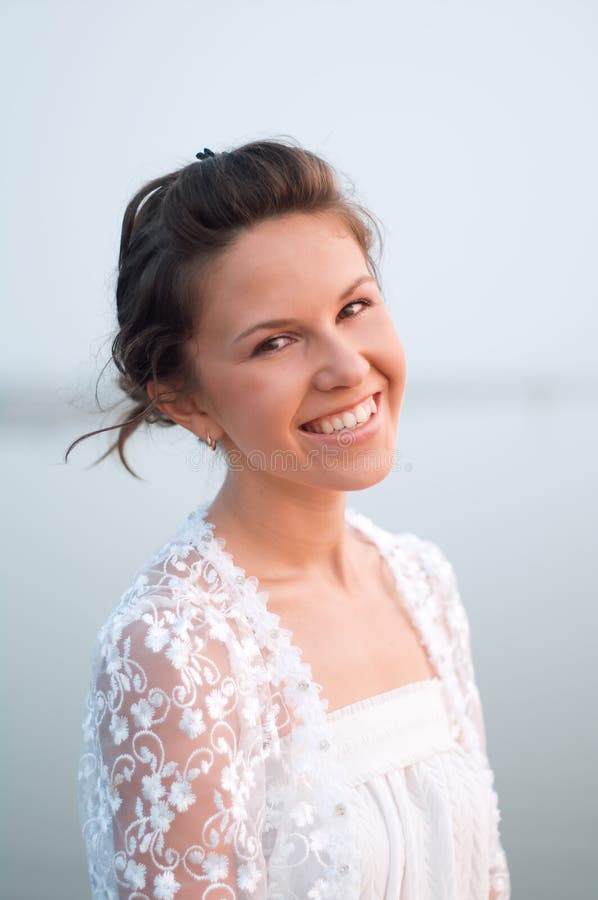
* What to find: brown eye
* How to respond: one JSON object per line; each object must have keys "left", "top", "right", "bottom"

{"left": 338, "top": 298, "right": 372, "bottom": 318}
{"left": 253, "top": 335, "right": 293, "bottom": 355}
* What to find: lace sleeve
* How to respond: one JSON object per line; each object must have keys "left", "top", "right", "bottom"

{"left": 417, "top": 538, "right": 512, "bottom": 900}
{"left": 78, "top": 555, "right": 270, "bottom": 899}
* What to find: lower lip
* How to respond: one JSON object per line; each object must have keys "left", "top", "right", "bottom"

{"left": 298, "top": 392, "right": 383, "bottom": 446}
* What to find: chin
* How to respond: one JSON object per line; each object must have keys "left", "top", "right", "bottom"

{"left": 295, "top": 456, "right": 398, "bottom": 493}
{"left": 345, "top": 469, "right": 394, "bottom": 492}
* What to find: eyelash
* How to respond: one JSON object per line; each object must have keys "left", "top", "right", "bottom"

{"left": 252, "top": 298, "right": 373, "bottom": 356}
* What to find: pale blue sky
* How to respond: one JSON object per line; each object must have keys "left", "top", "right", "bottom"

{"left": 2, "top": 0, "right": 596, "bottom": 397}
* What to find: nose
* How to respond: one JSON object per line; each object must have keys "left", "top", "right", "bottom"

{"left": 309, "top": 331, "right": 371, "bottom": 393}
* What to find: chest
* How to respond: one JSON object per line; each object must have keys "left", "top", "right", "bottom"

{"left": 262, "top": 550, "right": 438, "bottom": 716}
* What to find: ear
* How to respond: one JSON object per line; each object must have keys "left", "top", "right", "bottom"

{"left": 145, "top": 379, "right": 221, "bottom": 441}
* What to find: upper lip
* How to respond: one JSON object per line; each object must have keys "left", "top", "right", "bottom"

{"left": 300, "top": 390, "right": 381, "bottom": 427}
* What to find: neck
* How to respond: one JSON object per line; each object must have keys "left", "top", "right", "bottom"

{"left": 204, "top": 473, "right": 362, "bottom": 590}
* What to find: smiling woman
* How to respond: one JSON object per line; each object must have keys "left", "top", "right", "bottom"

{"left": 67, "top": 138, "right": 510, "bottom": 899}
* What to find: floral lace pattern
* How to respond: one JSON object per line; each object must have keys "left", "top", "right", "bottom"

{"left": 78, "top": 502, "right": 510, "bottom": 899}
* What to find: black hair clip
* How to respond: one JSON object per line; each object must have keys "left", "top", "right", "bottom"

{"left": 195, "top": 147, "right": 215, "bottom": 160}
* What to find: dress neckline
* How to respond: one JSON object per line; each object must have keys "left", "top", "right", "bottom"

{"left": 177, "top": 501, "right": 443, "bottom": 717}
{"left": 324, "top": 676, "right": 454, "bottom": 784}
{"left": 326, "top": 676, "right": 441, "bottom": 722}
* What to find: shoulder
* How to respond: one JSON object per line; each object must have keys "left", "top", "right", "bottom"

{"left": 347, "top": 507, "right": 466, "bottom": 626}
{"left": 85, "top": 529, "right": 269, "bottom": 757}
{"left": 346, "top": 506, "right": 458, "bottom": 585}
{"left": 92, "top": 526, "right": 247, "bottom": 683}
{"left": 403, "top": 533, "right": 459, "bottom": 592}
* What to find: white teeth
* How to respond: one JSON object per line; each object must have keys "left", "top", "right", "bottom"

{"left": 302, "top": 393, "right": 379, "bottom": 434}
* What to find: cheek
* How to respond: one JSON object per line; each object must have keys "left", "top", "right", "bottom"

{"left": 374, "top": 313, "right": 407, "bottom": 377}
{"left": 198, "top": 362, "right": 254, "bottom": 434}
{"left": 392, "top": 334, "right": 407, "bottom": 377}
{"left": 208, "top": 367, "right": 294, "bottom": 442}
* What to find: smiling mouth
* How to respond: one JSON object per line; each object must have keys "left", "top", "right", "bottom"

{"left": 299, "top": 391, "right": 382, "bottom": 434}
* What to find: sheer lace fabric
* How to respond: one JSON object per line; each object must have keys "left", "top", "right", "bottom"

{"left": 78, "top": 503, "right": 510, "bottom": 899}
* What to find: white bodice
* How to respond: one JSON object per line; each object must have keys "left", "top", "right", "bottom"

{"left": 323, "top": 678, "right": 498, "bottom": 897}
{"left": 327, "top": 678, "right": 453, "bottom": 781}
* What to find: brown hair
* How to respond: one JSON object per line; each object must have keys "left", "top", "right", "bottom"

{"left": 64, "top": 136, "right": 384, "bottom": 478}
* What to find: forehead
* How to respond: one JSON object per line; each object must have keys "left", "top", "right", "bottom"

{"left": 200, "top": 211, "right": 369, "bottom": 325}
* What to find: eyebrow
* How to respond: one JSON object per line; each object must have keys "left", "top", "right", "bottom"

{"left": 233, "top": 274, "right": 378, "bottom": 344}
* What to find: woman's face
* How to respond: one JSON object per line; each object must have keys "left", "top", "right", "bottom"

{"left": 186, "top": 211, "right": 407, "bottom": 491}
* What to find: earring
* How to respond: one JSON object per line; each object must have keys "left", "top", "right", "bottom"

{"left": 206, "top": 432, "right": 217, "bottom": 452}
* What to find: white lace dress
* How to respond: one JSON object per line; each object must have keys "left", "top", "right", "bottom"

{"left": 78, "top": 502, "right": 511, "bottom": 899}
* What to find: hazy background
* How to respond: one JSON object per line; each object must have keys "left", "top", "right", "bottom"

{"left": 2, "top": 1, "right": 596, "bottom": 897}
